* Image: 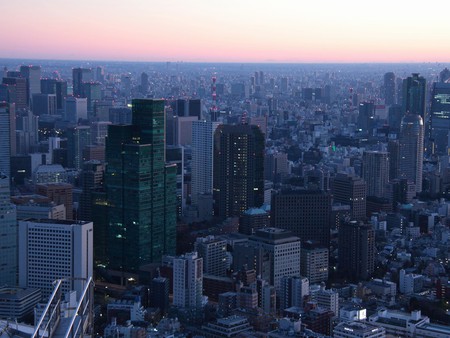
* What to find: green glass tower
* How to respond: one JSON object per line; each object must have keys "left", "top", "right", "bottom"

{"left": 105, "top": 99, "right": 176, "bottom": 272}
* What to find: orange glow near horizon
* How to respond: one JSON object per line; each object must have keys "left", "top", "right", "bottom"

{"left": 2, "top": 0, "right": 450, "bottom": 63}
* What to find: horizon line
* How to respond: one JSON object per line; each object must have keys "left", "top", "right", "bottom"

{"left": 1, "top": 57, "right": 450, "bottom": 66}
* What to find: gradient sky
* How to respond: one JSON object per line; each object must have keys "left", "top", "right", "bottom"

{"left": 1, "top": 0, "right": 449, "bottom": 63}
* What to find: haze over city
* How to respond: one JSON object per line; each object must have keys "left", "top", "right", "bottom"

{"left": 2, "top": 0, "right": 450, "bottom": 63}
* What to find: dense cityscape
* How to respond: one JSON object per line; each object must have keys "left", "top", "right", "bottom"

{"left": 0, "top": 59, "right": 449, "bottom": 338}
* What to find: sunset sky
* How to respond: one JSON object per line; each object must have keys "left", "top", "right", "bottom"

{"left": 1, "top": 0, "right": 449, "bottom": 63}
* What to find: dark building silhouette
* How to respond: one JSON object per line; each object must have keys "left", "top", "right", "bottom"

{"left": 41, "top": 78, "right": 68, "bottom": 111}
{"left": 402, "top": 73, "right": 426, "bottom": 119}
{"left": 430, "top": 82, "right": 450, "bottom": 155}
{"left": 20, "top": 65, "right": 41, "bottom": 106}
{"left": 150, "top": 276, "right": 169, "bottom": 315}
{"left": 388, "top": 104, "right": 403, "bottom": 131}
{"left": 213, "top": 124, "right": 264, "bottom": 218}
{"left": 357, "top": 101, "right": 375, "bottom": 135}
{"left": 384, "top": 72, "right": 396, "bottom": 105}
{"left": 332, "top": 173, "right": 366, "bottom": 221}
{"left": 72, "top": 67, "right": 92, "bottom": 97}
{"left": 2, "top": 77, "right": 27, "bottom": 109}
{"left": 78, "top": 160, "right": 104, "bottom": 222}
{"left": 338, "top": 220, "right": 375, "bottom": 282}
{"left": 271, "top": 188, "right": 331, "bottom": 247}
{"left": 239, "top": 207, "right": 270, "bottom": 235}
{"left": 105, "top": 99, "right": 177, "bottom": 273}
{"left": 399, "top": 113, "right": 424, "bottom": 193}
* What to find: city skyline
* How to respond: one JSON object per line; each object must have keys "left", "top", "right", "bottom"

{"left": 2, "top": 0, "right": 450, "bottom": 63}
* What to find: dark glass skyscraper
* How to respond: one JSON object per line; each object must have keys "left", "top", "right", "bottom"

{"left": 105, "top": 99, "right": 176, "bottom": 272}
{"left": 430, "top": 82, "right": 450, "bottom": 155}
{"left": 384, "top": 72, "right": 396, "bottom": 105}
{"left": 399, "top": 113, "right": 424, "bottom": 193}
{"left": 402, "top": 73, "right": 426, "bottom": 119}
{"left": 213, "top": 124, "right": 264, "bottom": 218}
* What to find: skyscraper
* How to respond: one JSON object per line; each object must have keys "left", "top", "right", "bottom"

{"left": 339, "top": 221, "right": 375, "bottom": 281}
{"left": 332, "top": 173, "right": 367, "bottom": 221}
{"left": 362, "top": 151, "right": 389, "bottom": 198}
{"left": 399, "top": 113, "right": 424, "bottom": 193}
{"left": 0, "top": 95, "right": 18, "bottom": 282}
{"left": 429, "top": 82, "right": 450, "bottom": 155}
{"left": 2, "top": 77, "right": 27, "bottom": 109}
{"left": 20, "top": 65, "right": 41, "bottom": 105}
{"left": 194, "top": 235, "right": 228, "bottom": 277}
{"left": 105, "top": 99, "right": 176, "bottom": 272}
{"left": 72, "top": 68, "right": 93, "bottom": 97}
{"left": 357, "top": 101, "right": 375, "bottom": 135}
{"left": 191, "top": 120, "right": 220, "bottom": 207}
{"left": 213, "top": 124, "right": 264, "bottom": 218}
{"left": 402, "top": 73, "right": 426, "bottom": 119}
{"left": 41, "top": 78, "right": 68, "bottom": 110}
{"left": 271, "top": 188, "right": 332, "bottom": 248}
{"left": 0, "top": 174, "right": 17, "bottom": 286}
{"left": 67, "top": 125, "right": 91, "bottom": 170}
{"left": 384, "top": 72, "right": 396, "bottom": 105}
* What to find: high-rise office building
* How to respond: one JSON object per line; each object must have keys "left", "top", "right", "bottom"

{"left": 105, "top": 99, "right": 177, "bottom": 272}
{"left": 67, "top": 125, "right": 91, "bottom": 170}
{"left": 0, "top": 102, "right": 16, "bottom": 164}
{"left": 20, "top": 65, "right": 41, "bottom": 105}
{"left": 173, "top": 252, "right": 203, "bottom": 309}
{"left": 140, "top": 72, "right": 149, "bottom": 94}
{"left": 402, "top": 73, "right": 426, "bottom": 119}
{"left": 2, "top": 77, "right": 27, "bottom": 109}
{"left": 357, "top": 101, "right": 375, "bottom": 135}
{"left": 399, "top": 113, "right": 424, "bottom": 193}
{"left": 234, "top": 228, "right": 301, "bottom": 291}
{"left": 65, "top": 96, "right": 88, "bottom": 123}
{"left": 72, "top": 68, "right": 93, "bottom": 97}
{"left": 339, "top": 220, "right": 375, "bottom": 281}
{"left": 82, "top": 81, "right": 102, "bottom": 113}
{"left": 0, "top": 174, "right": 17, "bottom": 286}
{"left": 362, "top": 151, "right": 389, "bottom": 198}
{"left": 239, "top": 207, "right": 270, "bottom": 235}
{"left": 191, "top": 120, "right": 220, "bottom": 208}
{"left": 79, "top": 160, "right": 104, "bottom": 222}
{"left": 194, "top": 235, "right": 228, "bottom": 277}
{"left": 279, "top": 276, "right": 309, "bottom": 310}
{"left": 18, "top": 219, "right": 93, "bottom": 299}
{"left": 166, "top": 145, "right": 184, "bottom": 219}
{"left": 41, "top": 78, "right": 67, "bottom": 110}
{"left": 272, "top": 188, "right": 332, "bottom": 247}
{"left": 0, "top": 103, "right": 18, "bottom": 293}
{"left": 332, "top": 173, "right": 367, "bottom": 220}
{"left": 301, "top": 241, "right": 329, "bottom": 284}
{"left": 429, "top": 83, "right": 450, "bottom": 155}
{"left": 150, "top": 276, "right": 169, "bottom": 314}
{"left": 384, "top": 72, "right": 396, "bottom": 105}
{"left": 32, "top": 93, "right": 57, "bottom": 115}
{"left": 213, "top": 124, "right": 264, "bottom": 218}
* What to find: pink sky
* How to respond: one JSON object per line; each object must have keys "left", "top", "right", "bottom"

{"left": 2, "top": 0, "right": 449, "bottom": 62}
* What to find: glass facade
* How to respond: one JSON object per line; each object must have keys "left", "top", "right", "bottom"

{"left": 105, "top": 99, "right": 176, "bottom": 272}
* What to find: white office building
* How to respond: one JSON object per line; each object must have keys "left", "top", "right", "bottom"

{"left": 191, "top": 121, "right": 220, "bottom": 210}
{"left": 173, "top": 252, "right": 204, "bottom": 309}
{"left": 18, "top": 219, "right": 93, "bottom": 299}
{"left": 334, "top": 321, "right": 386, "bottom": 338}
